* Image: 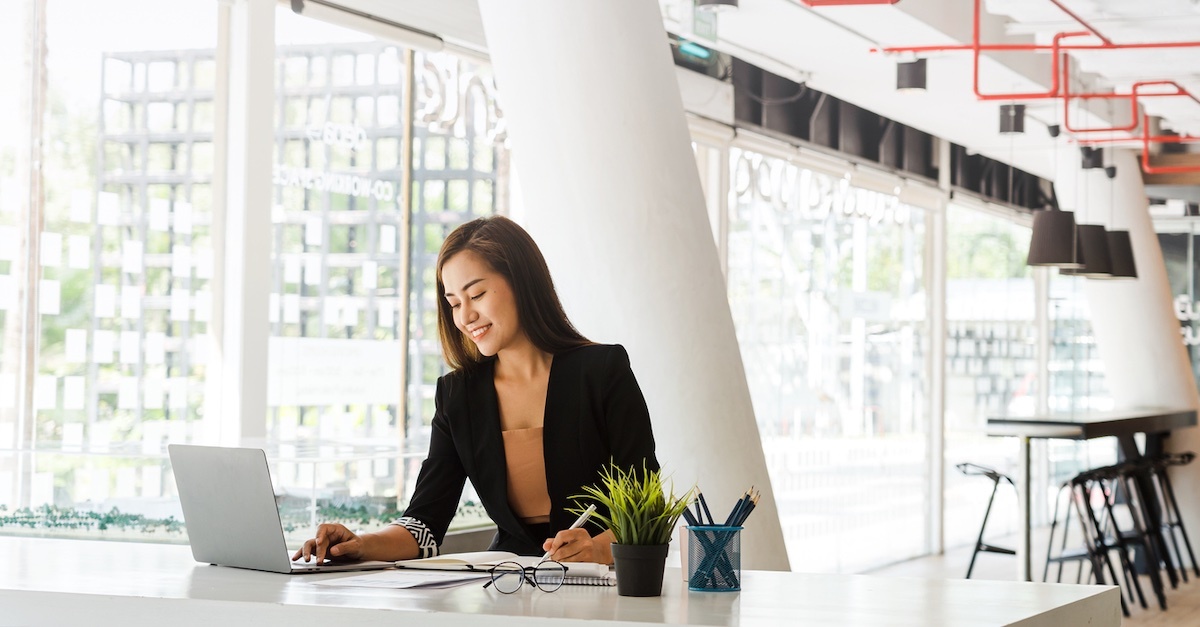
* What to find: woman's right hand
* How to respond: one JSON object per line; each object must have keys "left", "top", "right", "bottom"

{"left": 292, "top": 523, "right": 364, "bottom": 563}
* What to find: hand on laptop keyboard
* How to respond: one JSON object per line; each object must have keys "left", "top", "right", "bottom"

{"left": 293, "top": 523, "right": 364, "bottom": 563}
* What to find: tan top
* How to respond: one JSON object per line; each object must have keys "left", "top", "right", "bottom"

{"left": 501, "top": 427, "right": 551, "bottom": 524}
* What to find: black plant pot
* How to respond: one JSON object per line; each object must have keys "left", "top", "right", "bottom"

{"left": 611, "top": 543, "right": 669, "bottom": 597}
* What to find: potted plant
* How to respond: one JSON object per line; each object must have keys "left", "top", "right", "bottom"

{"left": 571, "top": 462, "right": 694, "bottom": 597}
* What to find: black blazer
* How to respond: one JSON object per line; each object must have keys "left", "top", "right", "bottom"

{"left": 402, "top": 343, "right": 659, "bottom": 555}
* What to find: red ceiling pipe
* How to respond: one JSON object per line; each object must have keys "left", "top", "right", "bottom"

{"left": 1061, "top": 52, "right": 1200, "bottom": 133}
{"left": 874, "top": 41, "right": 1200, "bottom": 54}
{"left": 1046, "top": 0, "right": 1114, "bottom": 46}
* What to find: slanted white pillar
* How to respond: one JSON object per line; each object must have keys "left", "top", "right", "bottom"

{"left": 476, "top": 0, "right": 789, "bottom": 570}
{"left": 1056, "top": 149, "right": 1200, "bottom": 525}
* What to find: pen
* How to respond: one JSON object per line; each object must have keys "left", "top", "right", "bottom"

{"left": 543, "top": 503, "right": 597, "bottom": 560}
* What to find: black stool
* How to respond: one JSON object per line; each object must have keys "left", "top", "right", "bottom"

{"left": 956, "top": 462, "right": 1016, "bottom": 579}
{"left": 1151, "top": 451, "right": 1200, "bottom": 580}
{"left": 1044, "top": 468, "right": 1133, "bottom": 617}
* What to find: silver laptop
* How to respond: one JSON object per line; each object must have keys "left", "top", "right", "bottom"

{"left": 168, "top": 444, "right": 396, "bottom": 574}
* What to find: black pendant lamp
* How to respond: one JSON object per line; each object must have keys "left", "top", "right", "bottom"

{"left": 1000, "top": 104, "right": 1025, "bottom": 134}
{"left": 1027, "top": 202, "right": 1083, "bottom": 268}
{"left": 1105, "top": 230, "right": 1138, "bottom": 279}
{"left": 1060, "top": 224, "right": 1113, "bottom": 277}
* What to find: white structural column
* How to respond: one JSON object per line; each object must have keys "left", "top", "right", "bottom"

{"left": 1056, "top": 149, "right": 1200, "bottom": 523}
{"left": 215, "top": 0, "right": 274, "bottom": 443}
{"left": 475, "top": 0, "right": 789, "bottom": 570}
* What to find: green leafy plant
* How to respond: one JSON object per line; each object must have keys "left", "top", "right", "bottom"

{"left": 570, "top": 462, "right": 694, "bottom": 546}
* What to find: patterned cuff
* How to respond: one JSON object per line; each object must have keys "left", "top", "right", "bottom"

{"left": 393, "top": 516, "right": 439, "bottom": 558}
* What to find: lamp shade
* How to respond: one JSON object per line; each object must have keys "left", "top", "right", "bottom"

{"left": 1105, "top": 229, "right": 1138, "bottom": 279}
{"left": 1059, "top": 224, "right": 1113, "bottom": 277}
{"left": 1027, "top": 209, "right": 1083, "bottom": 268}
{"left": 1000, "top": 104, "right": 1025, "bottom": 134}
{"left": 696, "top": 0, "right": 739, "bottom": 10}
{"left": 896, "top": 59, "right": 926, "bottom": 92}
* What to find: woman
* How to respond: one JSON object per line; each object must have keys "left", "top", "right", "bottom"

{"left": 294, "top": 216, "right": 658, "bottom": 564}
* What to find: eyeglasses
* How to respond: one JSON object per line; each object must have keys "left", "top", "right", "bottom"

{"left": 484, "top": 560, "right": 566, "bottom": 594}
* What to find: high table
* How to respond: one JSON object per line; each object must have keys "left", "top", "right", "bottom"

{"left": 0, "top": 537, "right": 1119, "bottom": 626}
{"left": 988, "top": 407, "right": 1197, "bottom": 583}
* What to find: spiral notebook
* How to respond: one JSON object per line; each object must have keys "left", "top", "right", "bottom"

{"left": 395, "top": 551, "right": 615, "bottom": 586}
{"left": 564, "top": 571, "right": 616, "bottom": 586}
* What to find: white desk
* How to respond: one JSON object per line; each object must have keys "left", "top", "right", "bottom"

{"left": 1, "top": 537, "right": 1118, "bottom": 626}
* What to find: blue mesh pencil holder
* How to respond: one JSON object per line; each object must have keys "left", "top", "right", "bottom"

{"left": 686, "top": 525, "right": 743, "bottom": 592}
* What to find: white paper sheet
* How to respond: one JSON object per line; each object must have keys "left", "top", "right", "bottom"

{"left": 34, "top": 375, "right": 57, "bottom": 410}
{"left": 323, "top": 298, "right": 339, "bottom": 326}
{"left": 310, "top": 571, "right": 490, "bottom": 590}
{"left": 362, "top": 261, "right": 378, "bottom": 290}
{"left": 121, "top": 285, "right": 141, "bottom": 319}
{"left": 68, "top": 235, "right": 91, "bottom": 269}
{"left": 122, "top": 240, "right": 144, "bottom": 274}
{"left": 39, "top": 280, "right": 61, "bottom": 315}
{"left": 168, "top": 377, "right": 188, "bottom": 409}
{"left": 144, "top": 377, "right": 165, "bottom": 409}
{"left": 70, "top": 190, "right": 92, "bottom": 223}
{"left": 63, "top": 376, "right": 85, "bottom": 410}
{"left": 118, "top": 376, "right": 138, "bottom": 409}
{"left": 174, "top": 202, "right": 193, "bottom": 234}
{"left": 284, "top": 256, "right": 301, "bottom": 284}
{"left": 304, "top": 255, "right": 321, "bottom": 286}
{"left": 0, "top": 226, "right": 15, "bottom": 261}
{"left": 120, "top": 331, "right": 140, "bottom": 364}
{"left": 40, "top": 232, "right": 62, "bottom": 267}
{"left": 142, "top": 465, "right": 162, "bottom": 498}
{"left": 195, "top": 249, "right": 213, "bottom": 279}
{"left": 149, "top": 198, "right": 170, "bottom": 232}
{"left": 97, "top": 192, "right": 120, "bottom": 226}
{"left": 63, "top": 422, "right": 84, "bottom": 449}
{"left": 341, "top": 301, "right": 358, "bottom": 326}
{"left": 94, "top": 284, "right": 117, "bottom": 318}
{"left": 171, "top": 291, "right": 190, "bottom": 322}
{"left": 172, "top": 245, "right": 192, "bottom": 277}
{"left": 377, "top": 300, "right": 394, "bottom": 328}
{"left": 0, "top": 276, "right": 12, "bottom": 311}
{"left": 283, "top": 293, "right": 300, "bottom": 324}
{"left": 94, "top": 330, "right": 116, "bottom": 363}
{"left": 65, "top": 329, "right": 87, "bottom": 363}
{"left": 145, "top": 332, "right": 166, "bottom": 365}
{"left": 379, "top": 224, "right": 396, "bottom": 253}
{"left": 305, "top": 217, "right": 323, "bottom": 246}
{"left": 194, "top": 290, "right": 211, "bottom": 322}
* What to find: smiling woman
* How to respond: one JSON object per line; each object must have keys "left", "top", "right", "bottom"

{"left": 296, "top": 216, "right": 661, "bottom": 566}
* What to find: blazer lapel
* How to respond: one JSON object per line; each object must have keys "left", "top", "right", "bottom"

{"left": 543, "top": 350, "right": 582, "bottom": 533}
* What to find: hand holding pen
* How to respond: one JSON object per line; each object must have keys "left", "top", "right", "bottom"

{"left": 541, "top": 504, "right": 597, "bottom": 562}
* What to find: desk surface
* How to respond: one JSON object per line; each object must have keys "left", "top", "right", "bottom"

{"left": 1, "top": 537, "right": 1118, "bottom": 627}
{"left": 988, "top": 407, "right": 1197, "bottom": 439}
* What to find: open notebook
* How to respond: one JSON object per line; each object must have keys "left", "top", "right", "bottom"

{"left": 396, "top": 551, "right": 615, "bottom": 586}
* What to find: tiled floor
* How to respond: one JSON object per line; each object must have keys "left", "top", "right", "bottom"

{"left": 865, "top": 527, "right": 1200, "bottom": 626}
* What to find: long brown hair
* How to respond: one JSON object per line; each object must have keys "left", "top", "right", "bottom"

{"left": 436, "top": 216, "right": 591, "bottom": 371}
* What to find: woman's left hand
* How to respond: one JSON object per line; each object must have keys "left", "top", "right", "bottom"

{"left": 542, "top": 528, "right": 614, "bottom": 564}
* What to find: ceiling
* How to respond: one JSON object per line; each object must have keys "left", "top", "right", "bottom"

{"left": 332, "top": 0, "right": 1200, "bottom": 183}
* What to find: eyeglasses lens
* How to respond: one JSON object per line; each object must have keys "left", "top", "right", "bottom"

{"left": 533, "top": 561, "right": 566, "bottom": 592}
{"left": 491, "top": 562, "right": 526, "bottom": 594}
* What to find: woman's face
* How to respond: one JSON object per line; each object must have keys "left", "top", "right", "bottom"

{"left": 441, "top": 250, "right": 525, "bottom": 357}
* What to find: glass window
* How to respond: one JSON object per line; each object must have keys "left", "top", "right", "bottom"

{"left": 270, "top": 11, "right": 508, "bottom": 542}
{"left": 0, "top": 0, "right": 217, "bottom": 541}
{"left": 942, "top": 205, "right": 1035, "bottom": 547}
{"left": 725, "top": 146, "right": 929, "bottom": 573}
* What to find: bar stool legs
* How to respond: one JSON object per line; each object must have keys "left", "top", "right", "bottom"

{"left": 956, "top": 463, "right": 1016, "bottom": 579}
{"left": 1155, "top": 452, "right": 1200, "bottom": 579}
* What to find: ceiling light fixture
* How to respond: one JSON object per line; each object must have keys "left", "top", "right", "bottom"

{"left": 696, "top": 0, "right": 739, "bottom": 11}
{"left": 896, "top": 58, "right": 927, "bottom": 92}
{"left": 1059, "top": 224, "right": 1113, "bottom": 277}
{"left": 289, "top": 0, "right": 443, "bottom": 52}
{"left": 999, "top": 104, "right": 1025, "bottom": 134}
